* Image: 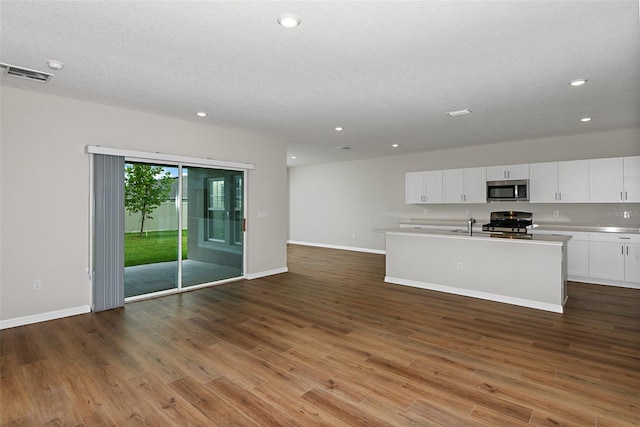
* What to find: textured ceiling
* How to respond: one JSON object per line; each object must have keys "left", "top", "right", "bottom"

{"left": 1, "top": 1, "right": 638, "bottom": 166}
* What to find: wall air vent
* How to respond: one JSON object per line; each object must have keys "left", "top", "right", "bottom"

{"left": 0, "top": 62, "right": 53, "bottom": 83}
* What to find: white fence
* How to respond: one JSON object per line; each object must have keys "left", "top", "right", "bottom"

{"left": 125, "top": 201, "right": 188, "bottom": 234}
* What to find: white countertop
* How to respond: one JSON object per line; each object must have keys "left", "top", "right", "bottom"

{"left": 378, "top": 227, "right": 570, "bottom": 245}
{"left": 399, "top": 219, "right": 639, "bottom": 234}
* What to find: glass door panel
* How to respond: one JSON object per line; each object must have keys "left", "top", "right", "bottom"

{"left": 182, "top": 167, "right": 244, "bottom": 287}
{"left": 123, "top": 162, "right": 180, "bottom": 298}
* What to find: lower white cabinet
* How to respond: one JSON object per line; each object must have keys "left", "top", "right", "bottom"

{"left": 567, "top": 234, "right": 589, "bottom": 278}
{"left": 533, "top": 230, "right": 589, "bottom": 278}
{"left": 589, "top": 233, "right": 639, "bottom": 285}
{"left": 532, "top": 230, "right": 638, "bottom": 287}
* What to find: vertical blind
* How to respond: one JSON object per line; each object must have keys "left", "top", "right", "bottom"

{"left": 93, "top": 154, "right": 125, "bottom": 311}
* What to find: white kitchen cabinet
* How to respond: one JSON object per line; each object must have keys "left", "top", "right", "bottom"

{"left": 529, "top": 162, "right": 558, "bottom": 202}
{"left": 589, "top": 233, "right": 639, "bottom": 285}
{"left": 589, "top": 156, "right": 639, "bottom": 202}
{"left": 533, "top": 230, "right": 589, "bottom": 278}
{"left": 405, "top": 170, "right": 443, "bottom": 204}
{"left": 623, "top": 156, "right": 640, "bottom": 202}
{"left": 530, "top": 160, "right": 589, "bottom": 203}
{"left": 406, "top": 172, "right": 425, "bottom": 204}
{"left": 443, "top": 167, "right": 486, "bottom": 203}
{"left": 625, "top": 243, "right": 640, "bottom": 284}
{"left": 486, "top": 163, "right": 529, "bottom": 181}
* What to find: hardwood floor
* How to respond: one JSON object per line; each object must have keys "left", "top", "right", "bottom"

{"left": 1, "top": 244, "right": 638, "bottom": 426}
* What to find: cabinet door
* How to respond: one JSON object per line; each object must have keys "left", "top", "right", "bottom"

{"left": 442, "top": 169, "right": 464, "bottom": 203}
{"left": 624, "top": 244, "right": 640, "bottom": 284}
{"left": 506, "top": 163, "right": 529, "bottom": 180}
{"left": 589, "top": 157, "right": 623, "bottom": 202}
{"left": 424, "top": 170, "right": 443, "bottom": 203}
{"left": 623, "top": 156, "right": 640, "bottom": 202}
{"left": 405, "top": 172, "right": 425, "bottom": 204}
{"left": 567, "top": 239, "right": 589, "bottom": 277}
{"left": 529, "top": 162, "right": 558, "bottom": 203}
{"left": 558, "top": 160, "right": 589, "bottom": 202}
{"left": 464, "top": 167, "right": 487, "bottom": 203}
{"left": 589, "top": 241, "right": 625, "bottom": 281}
{"left": 486, "top": 166, "right": 508, "bottom": 181}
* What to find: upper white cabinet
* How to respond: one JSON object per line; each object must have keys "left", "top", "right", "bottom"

{"left": 623, "top": 156, "right": 640, "bottom": 202}
{"left": 405, "top": 170, "right": 443, "bottom": 204}
{"left": 589, "top": 156, "right": 639, "bottom": 202}
{"left": 443, "top": 167, "right": 486, "bottom": 203}
{"left": 530, "top": 160, "right": 589, "bottom": 203}
{"left": 406, "top": 156, "right": 635, "bottom": 205}
{"left": 486, "top": 163, "right": 529, "bottom": 181}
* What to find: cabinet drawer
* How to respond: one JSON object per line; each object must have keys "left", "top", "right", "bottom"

{"left": 589, "top": 233, "right": 639, "bottom": 243}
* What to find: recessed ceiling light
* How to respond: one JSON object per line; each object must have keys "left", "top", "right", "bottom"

{"left": 570, "top": 79, "right": 587, "bottom": 87}
{"left": 392, "top": 144, "right": 399, "bottom": 148}
{"left": 447, "top": 109, "right": 471, "bottom": 117}
{"left": 580, "top": 117, "right": 592, "bottom": 122}
{"left": 196, "top": 111, "right": 207, "bottom": 117}
{"left": 291, "top": 156, "right": 297, "bottom": 159}
{"left": 335, "top": 127, "right": 343, "bottom": 131}
{"left": 278, "top": 13, "right": 301, "bottom": 28}
{"left": 46, "top": 60, "right": 64, "bottom": 70}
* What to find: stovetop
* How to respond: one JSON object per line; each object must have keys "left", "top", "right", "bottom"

{"left": 482, "top": 211, "right": 533, "bottom": 234}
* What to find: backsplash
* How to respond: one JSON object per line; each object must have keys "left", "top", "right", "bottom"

{"left": 410, "top": 203, "right": 640, "bottom": 227}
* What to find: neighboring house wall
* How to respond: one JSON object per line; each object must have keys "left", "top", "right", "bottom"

{"left": 289, "top": 128, "right": 640, "bottom": 252}
{"left": 0, "top": 86, "right": 288, "bottom": 323}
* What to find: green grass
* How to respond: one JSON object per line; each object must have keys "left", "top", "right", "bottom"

{"left": 124, "top": 230, "right": 187, "bottom": 267}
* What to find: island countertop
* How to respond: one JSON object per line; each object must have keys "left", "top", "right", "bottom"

{"left": 377, "top": 227, "right": 570, "bottom": 245}
{"left": 381, "top": 227, "right": 569, "bottom": 313}
{"left": 398, "top": 219, "right": 639, "bottom": 234}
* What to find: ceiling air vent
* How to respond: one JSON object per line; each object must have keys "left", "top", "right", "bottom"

{"left": 0, "top": 62, "right": 53, "bottom": 83}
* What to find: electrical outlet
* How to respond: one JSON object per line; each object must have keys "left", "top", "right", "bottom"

{"left": 352, "top": 232, "right": 356, "bottom": 239}
{"left": 456, "top": 263, "right": 463, "bottom": 271}
{"left": 423, "top": 208, "right": 428, "bottom": 216}
{"left": 465, "top": 209, "right": 470, "bottom": 216}
{"left": 553, "top": 211, "right": 559, "bottom": 218}
{"left": 32, "top": 279, "right": 43, "bottom": 291}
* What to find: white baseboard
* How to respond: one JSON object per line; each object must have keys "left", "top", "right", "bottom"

{"left": 385, "top": 276, "right": 564, "bottom": 314}
{"left": 287, "top": 240, "right": 385, "bottom": 255}
{"left": 246, "top": 267, "right": 288, "bottom": 280}
{"left": 0, "top": 305, "right": 92, "bottom": 330}
{"left": 568, "top": 275, "right": 639, "bottom": 289}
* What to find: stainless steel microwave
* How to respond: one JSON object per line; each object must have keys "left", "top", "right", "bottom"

{"left": 486, "top": 180, "right": 529, "bottom": 202}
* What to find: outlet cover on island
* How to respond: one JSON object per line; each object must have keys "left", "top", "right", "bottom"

{"left": 553, "top": 211, "right": 559, "bottom": 218}
{"left": 32, "top": 279, "right": 42, "bottom": 291}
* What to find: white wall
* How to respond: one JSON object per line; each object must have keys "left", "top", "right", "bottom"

{"left": 289, "top": 128, "right": 640, "bottom": 251}
{"left": 0, "top": 86, "right": 288, "bottom": 323}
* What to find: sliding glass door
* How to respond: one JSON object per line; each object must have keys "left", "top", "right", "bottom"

{"left": 123, "top": 162, "right": 180, "bottom": 298}
{"left": 123, "top": 162, "right": 244, "bottom": 299}
{"left": 182, "top": 167, "right": 244, "bottom": 288}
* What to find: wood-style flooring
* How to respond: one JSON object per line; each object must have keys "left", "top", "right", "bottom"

{"left": 1, "top": 244, "right": 638, "bottom": 426}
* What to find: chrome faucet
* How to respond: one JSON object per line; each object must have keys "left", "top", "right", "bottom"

{"left": 467, "top": 218, "right": 476, "bottom": 236}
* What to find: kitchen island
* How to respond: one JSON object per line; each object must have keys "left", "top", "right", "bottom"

{"left": 381, "top": 228, "right": 569, "bottom": 313}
